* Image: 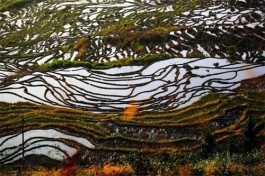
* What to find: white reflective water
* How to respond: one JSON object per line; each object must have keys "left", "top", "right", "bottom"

{"left": 0, "top": 58, "right": 264, "bottom": 112}
{"left": 0, "top": 129, "right": 94, "bottom": 164}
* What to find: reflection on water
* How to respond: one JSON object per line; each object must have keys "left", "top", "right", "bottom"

{"left": 0, "top": 58, "right": 264, "bottom": 113}
{"left": 0, "top": 129, "right": 94, "bottom": 165}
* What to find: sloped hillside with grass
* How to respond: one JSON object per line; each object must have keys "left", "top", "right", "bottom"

{"left": 0, "top": 0, "right": 264, "bottom": 175}
{"left": 0, "top": 79, "right": 264, "bottom": 175}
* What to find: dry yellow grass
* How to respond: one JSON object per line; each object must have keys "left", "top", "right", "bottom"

{"left": 28, "top": 169, "right": 61, "bottom": 176}
{"left": 203, "top": 161, "right": 218, "bottom": 176}
{"left": 74, "top": 37, "right": 90, "bottom": 60}
{"left": 178, "top": 164, "right": 194, "bottom": 176}
{"left": 102, "top": 164, "right": 134, "bottom": 176}
{"left": 226, "top": 162, "right": 247, "bottom": 175}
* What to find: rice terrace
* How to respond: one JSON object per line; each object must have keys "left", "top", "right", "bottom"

{"left": 0, "top": 0, "right": 265, "bottom": 175}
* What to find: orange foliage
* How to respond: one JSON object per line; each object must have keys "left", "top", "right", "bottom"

{"left": 204, "top": 161, "right": 218, "bottom": 176}
{"left": 29, "top": 157, "right": 77, "bottom": 176}
{"left": 102, "top": 164, "right": 134, "bottom": 176}
{"left": 29, "top": 170, "right": 61, "bottom": 176}
{"left": 226, "top": 162, "right": 247, "bottom": 175}
{"left": 122, "top": 102, "right": 138, "bottom": 121}
{"left": 250, "top": 164, "right": 265, "bottom": 175}
{"left": 58, "top": 157, "right": 77, "bottom": 176}
{"left": 178, "top": 165, "right": 194, "bottom": 176}
{"left": 80, "top": 165, "right": 101, "bottom": 175}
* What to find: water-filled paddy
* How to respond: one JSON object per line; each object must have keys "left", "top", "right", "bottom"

{"left": 0, "top": 0, "right": 264, "bottom": 174}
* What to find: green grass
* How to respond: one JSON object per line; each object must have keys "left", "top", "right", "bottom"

{"left": 92, "top": 0, "right": 214, "bottom": 56}
{"left": 0, "top": 5, "right": 80, "bottom": 60}
{"left": 38, "top": 53, "right": 170, "bottom": 71}
{"left": 0, "top": 0, "right": 26, "bottom": 11}
{"left": 0, "top": 90, "right": 264, "bottom": 152}
{"left": 0, "top": 89, "right": 264, "bottom": 175}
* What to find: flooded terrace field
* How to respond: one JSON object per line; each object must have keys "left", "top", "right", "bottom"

{"left": 0, "top": 0, "right": 265, "bottom": 175}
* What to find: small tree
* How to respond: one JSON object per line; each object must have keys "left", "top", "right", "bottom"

{"left": 229, "top": 117, "right": 259, "bottom": 153}
{"left": 243, "top": 117, "right": 258, "bottom": 152}
{"left": 201, "top": 131, "right": 216, "bottom": 158}
{"left": 127, "top": 152, "right": 151, "bottom": 175}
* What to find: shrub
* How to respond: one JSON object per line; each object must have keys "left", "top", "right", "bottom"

{"left": 243, "top": 117, "right": 259, "bottom": 152}
{"left": 126, "top": 152, "right": 151, "bottom": 175}
{"left": 226, "top": 45, "right": 238, "bottom": 62}
{"left": 73, "top": 37, "right": 91, "bottom": 60}
{"left": 131, "top": 40, "right": 145, "bottom": 54}
{"left": 200, "top": 132, "right": 216, "bottom": 158}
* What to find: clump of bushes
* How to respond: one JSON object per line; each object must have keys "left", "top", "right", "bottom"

{"left": 127, "top": 152, "right": 151, "bottom": 175}
{"left": 73, "top": 37, "right": 91, "bottom": 60}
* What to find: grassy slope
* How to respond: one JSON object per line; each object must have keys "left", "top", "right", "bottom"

{"left": 0, "top": 90, "right": 264, "bottom": 175}
{"left": 0, "top": 0, "right": 31, "bottom": 11}
{"left": 0, "top": 75, "right": 265, "bottom": 175}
